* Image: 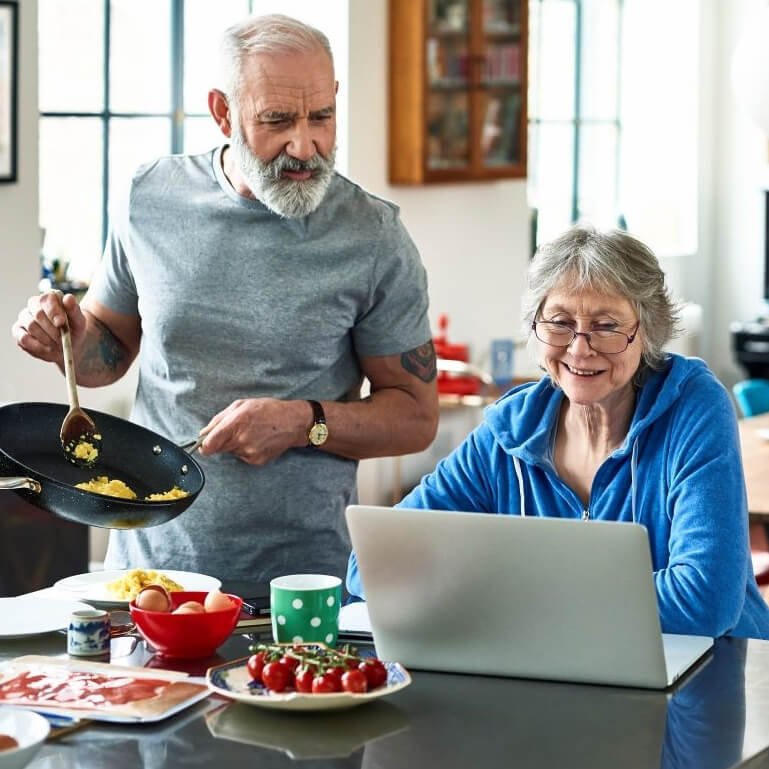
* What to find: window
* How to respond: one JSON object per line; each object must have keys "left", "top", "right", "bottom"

{"left": 38, "top": 0, "right": 349, "bottom": 284}
{"left": 527, "top": 0, "right": 699, "bottom": 258}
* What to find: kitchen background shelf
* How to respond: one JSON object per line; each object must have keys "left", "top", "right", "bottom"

{"left": 389, "top": 0, "right": 528, "bottom": 184}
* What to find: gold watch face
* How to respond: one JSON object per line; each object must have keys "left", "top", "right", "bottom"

{"left": 309, "top": 422, "right": 329, "bottom": 446}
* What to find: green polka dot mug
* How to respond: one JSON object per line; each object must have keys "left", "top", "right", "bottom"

{"left": 270, "top": 574, "right": 342, "bottom": 645}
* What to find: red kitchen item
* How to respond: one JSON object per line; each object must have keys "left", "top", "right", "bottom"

{"left": 433, "top": 314, "right": 481, "bottom": 396}
{"left": 130, "top": 591, "right": 242, "bottom": 659}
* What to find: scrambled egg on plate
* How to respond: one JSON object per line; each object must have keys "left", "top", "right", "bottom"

{"left": 106, "top": 568, "right": 184, "bottom": 600}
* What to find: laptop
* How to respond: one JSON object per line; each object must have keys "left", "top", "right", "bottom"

{"left": 345, "top": 505, "right": 713, "bottom": 689}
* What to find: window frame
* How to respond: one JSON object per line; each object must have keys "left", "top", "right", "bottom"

{"left": 527, "top": 0, "right": 625, "bottom": 248}
{"left": 38, "top": 0, "right": 255, "bottom": 252}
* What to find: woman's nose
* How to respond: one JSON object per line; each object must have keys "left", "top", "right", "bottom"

{"left": 568, "top": 331, "right": 595, "bottom": 353}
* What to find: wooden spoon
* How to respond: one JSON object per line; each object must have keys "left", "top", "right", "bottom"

{"left": 59, "top": 312, "right": 102, "bottom": 466}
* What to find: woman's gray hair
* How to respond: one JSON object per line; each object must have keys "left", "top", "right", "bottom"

{"left": 218, "top": 14, "right": 334, "bottom": 105}
{"left": 522, "top": 224, "right": 681, "bottom": 374}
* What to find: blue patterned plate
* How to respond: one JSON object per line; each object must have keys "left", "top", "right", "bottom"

{"left": 207, "top": 655, "right": 411, "bottom": 712}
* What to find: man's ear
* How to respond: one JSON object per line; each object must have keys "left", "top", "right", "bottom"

{"left": 208, "top": 89, "right": 232, "bottom": 137}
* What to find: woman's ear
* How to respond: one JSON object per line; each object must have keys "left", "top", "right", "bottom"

{"left": 208, "top": 89, "right": 232, "bottom": 137}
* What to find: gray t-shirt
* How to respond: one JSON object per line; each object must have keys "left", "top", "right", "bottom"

{"left": 90, "top": 146, "right": 431, "bottom": 583}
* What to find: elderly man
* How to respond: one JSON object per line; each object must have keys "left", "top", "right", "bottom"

{"left": 12, "top": 14, "right": 438, "bottom": 584}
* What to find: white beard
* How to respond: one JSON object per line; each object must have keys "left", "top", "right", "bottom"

{"left": 229, "top": 125, "right": 336, "bottom": 219}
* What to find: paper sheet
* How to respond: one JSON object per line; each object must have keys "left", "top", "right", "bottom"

{"left": 339, "top": 601, "right": 371, "bottom": 633}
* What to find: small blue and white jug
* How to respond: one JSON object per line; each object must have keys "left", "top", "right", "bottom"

{"left": 67, "top": 609, "right": 111, "bottom": 657}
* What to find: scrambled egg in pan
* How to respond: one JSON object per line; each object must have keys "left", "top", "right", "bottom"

{"left": 74, "top": 477, "right": 190, "bottom": 501}
{"left": 75, "top": 476, "right": 136, "bottom": 498}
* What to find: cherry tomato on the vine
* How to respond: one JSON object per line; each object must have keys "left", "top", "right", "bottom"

{"left": 246, "top": 651, "right": 267, "bottom": 684}
{"left": 358, "top": 658, "right": 388, "bottom": 690}
{"left": 261, "top": 661, "right": 291, "bottom": 692}
{"left": 312, "top": 673, "right": 341, "bottom": 693}
{"left": 341, "top": 668, "right": 368, "bottom": 693}
{"left": 325, "top": 665, "right": 346, "bottom": 683}
{"left": 280, "top": 654, "right": 301, "bottom": 672}
{"left": 294, "top": 667, "right": 315, "bottom": 693}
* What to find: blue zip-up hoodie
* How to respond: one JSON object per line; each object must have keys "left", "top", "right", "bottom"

{"left": 347, "top": 354, "right": 769, "bottom": 639}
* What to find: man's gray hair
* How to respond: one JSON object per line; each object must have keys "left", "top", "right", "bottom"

{"left": 522, "top": 224, "right": 681, "bottom": 373}
{"left": 218, "top": 14, "right": 334, "bottom": 104}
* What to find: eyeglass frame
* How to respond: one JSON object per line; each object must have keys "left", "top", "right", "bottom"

{"left": 531, "top": 319, "right": 641, "bottom": 354}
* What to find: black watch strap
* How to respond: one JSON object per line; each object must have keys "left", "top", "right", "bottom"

{"left": 307, "top": 400, "right": 328, "bottom": 447}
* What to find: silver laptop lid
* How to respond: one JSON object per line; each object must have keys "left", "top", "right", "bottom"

{"left": 346, "top": 505, "right": 709, "bottom": 689}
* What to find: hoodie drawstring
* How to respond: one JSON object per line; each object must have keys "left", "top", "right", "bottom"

{"left": 513, "top": 456, "right": 526, "bottom": 516}
{"left": 630, "top": 438, "right": 639, "bottom": 524}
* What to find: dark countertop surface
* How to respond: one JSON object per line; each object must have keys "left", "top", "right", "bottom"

{"left": 2, "top": 631, "right": 769, "bottom": 768}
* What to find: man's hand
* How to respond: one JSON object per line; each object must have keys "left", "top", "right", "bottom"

{"left": 11, "top": 291, "right": 87, "bottom": 368}
{"left": 197, "top": 398, "right": 310, "bottom": 466}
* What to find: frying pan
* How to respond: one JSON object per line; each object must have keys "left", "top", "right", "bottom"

{"left": 0, "top": 402, "right": 204, "bottom": 529}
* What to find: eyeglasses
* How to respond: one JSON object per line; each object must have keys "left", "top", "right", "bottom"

{"left": 531, "top": 320, "right": 640, "bottom": 355}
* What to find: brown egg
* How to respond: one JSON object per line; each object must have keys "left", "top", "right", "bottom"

{"left": 173, "top": 600, "right": 206, "bottom": 614}
{"left": 135, "top": 584, "right": 172, "bottom": 612}
{"left": 203, "top": 589, "right": 233, "bottom": 613}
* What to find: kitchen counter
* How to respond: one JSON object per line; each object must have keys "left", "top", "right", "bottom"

{"left": 2, "top": 630, "right": 769, "bottom": 768}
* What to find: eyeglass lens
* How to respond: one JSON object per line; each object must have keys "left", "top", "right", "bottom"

{"left": 534, "top": 323, "right": 631, "bottom": 353}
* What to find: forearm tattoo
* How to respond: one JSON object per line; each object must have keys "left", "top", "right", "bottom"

{"left": 80, "top": 317, "right": 126, "bottom": 376}
{"left": 401, "top": 340, "right": 437, "bottom": 383}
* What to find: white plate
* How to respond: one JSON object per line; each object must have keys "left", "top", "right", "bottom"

{"left": 53, "top": 570, "right": 221, "bottom": 608}
{"left": 0, "top": 597, "right": 93, "bottom": 639}
{"left": 207, "top": 657, "right": 411, "bottom": 712}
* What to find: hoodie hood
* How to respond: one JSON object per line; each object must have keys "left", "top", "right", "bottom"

{"left": 485, "top": 354, "right": 713, "bottom": 466}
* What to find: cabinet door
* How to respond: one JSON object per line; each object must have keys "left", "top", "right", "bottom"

{"left": 389, "top": 0, "right": 526, "bottom": 184}
{"left": 425, "top": 1, "right": 473, "bottom": 173}
{"left": 477, "top": 0, "right": 526, "bottom": 173}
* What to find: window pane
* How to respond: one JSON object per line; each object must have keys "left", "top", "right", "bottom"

{"left": 529, "top": 122, "right": 574, "bottom": 244}
{"left": 529, "top": 0, "right": 575, "bottom": 121}
{"left": 577, "top": 123, "right": 619, "bottom": 226}
{"left": 184, "top": 0, "right": 251, "bottom": 114}
{"left": 39, "top": 118, "right": 103, "bottom": 284}
{"left": 580, "top": 0, "right": 620, "bottom": 120}
{"left": 110, "top": 0, "right": 171, "bottom": 113}
{"left": 38, "top": 0, "right": 104, "bottom": 112}
{"left": 183, "top": 116, "right": 223, "bottom": 155}
{"left": 620, "top": 0, "right": 698, "bottom": 256}
{"left": 108, "top": 118, "right": 171, "bottom": 208}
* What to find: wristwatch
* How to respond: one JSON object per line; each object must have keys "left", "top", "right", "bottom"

{"left": 307, "top": 400, "right": 329, "bottom": 447}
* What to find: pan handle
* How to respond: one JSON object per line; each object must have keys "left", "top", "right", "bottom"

{"left": 0, "top": 477, "right": 42, "bottom": 493}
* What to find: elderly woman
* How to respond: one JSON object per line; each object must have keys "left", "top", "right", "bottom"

{"left": 347, "top": 225, "right": 769, "bottom": 639}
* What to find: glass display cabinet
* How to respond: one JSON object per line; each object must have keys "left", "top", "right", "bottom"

{"left": 389, "top": 0, "right": 528, "bottom": 183}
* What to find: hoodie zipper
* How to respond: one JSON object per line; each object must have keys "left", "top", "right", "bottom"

{"left": 582, "top": 509, "right": 590, "bottom": 520}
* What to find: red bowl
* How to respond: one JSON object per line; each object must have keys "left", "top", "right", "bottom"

{"left": 129, "top": 591, "right": 242, "bottom": 659}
